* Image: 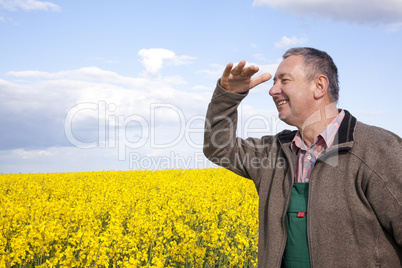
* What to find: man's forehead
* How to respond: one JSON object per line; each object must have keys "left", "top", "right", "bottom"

{"left": 274, "top": 56, "right": 306, "bottom": 78}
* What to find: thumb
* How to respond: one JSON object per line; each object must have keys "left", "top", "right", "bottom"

{"left": 250, "top": 73, "right": 272, "bottom": 89}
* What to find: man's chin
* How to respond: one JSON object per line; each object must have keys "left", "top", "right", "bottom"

{"left": 278, "top": 113, "right": 296, "bottom": 127}
{"left": 278, "top": 113, "right": 287, "bottom": 122}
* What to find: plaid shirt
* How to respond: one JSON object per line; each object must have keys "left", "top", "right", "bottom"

{"left": 291, "top": 110, "right": 345, "bottom": 183}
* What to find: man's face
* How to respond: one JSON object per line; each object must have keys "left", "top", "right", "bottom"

{"left": 269, "top": 55, "right": 316, "bottom": 128}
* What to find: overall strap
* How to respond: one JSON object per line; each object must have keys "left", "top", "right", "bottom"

{"left": 282, "top": 182, "right": 311, "bottom": 268}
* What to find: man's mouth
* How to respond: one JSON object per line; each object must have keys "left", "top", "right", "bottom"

{"left": 277, "top": 100, "right": 289, "bottom": 106}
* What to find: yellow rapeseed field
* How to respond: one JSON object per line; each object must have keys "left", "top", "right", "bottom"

{"left": 0, "top": 168, "right": 258, "bottom": 267}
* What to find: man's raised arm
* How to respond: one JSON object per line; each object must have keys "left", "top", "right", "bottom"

{"left": 203, "top": 61, "right": 271, "bottom": 177}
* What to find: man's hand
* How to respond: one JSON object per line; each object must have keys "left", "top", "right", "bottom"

{"left": 220, "top": 60, "right": 272, "bottom": 93}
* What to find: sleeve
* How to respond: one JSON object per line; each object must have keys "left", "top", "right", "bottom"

{"left": 365, "top": 133, "right": 402, "bottom": 247}
{"left": 203, "top": 80, "right": 276, "bottom": 182}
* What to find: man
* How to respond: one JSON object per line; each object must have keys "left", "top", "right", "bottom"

{"left": 203, "top": 47, "right": 401, "bottom": 267}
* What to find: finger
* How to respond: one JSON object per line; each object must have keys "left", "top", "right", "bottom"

{"left": 250, "top": 73, "right": 272, "bottom": 89}
{"left": 240, "top": 65, "right": 259, "bottom": 77}
{"left": 231, "top": 60, "right": 246, "bottom": 75}
{"left": 222, "top": 62, "right": 234, "bottom": 78}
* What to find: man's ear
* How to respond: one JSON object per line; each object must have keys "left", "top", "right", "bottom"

{"left": 314, "top": 75, "right": 329, "bottom": 100}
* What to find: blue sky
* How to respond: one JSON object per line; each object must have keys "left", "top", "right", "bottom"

{"left": 1, "top": 0, "right": 401, "bottom": 173}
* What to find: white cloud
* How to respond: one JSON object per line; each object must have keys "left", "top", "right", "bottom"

{"left": 1, "top": 62, "right": 214, "bottom": 172}
{"left": 385, "top": 22, "right": 402, "bottom": 33}
{"left": 12, "top": 148, "right": 54, "bottom": 159}
{"left": 4, "top": 67, "right": 205, "bottom": 120}
{"left": 1, "top": 48, "right": 212, "bottom": 157}
{"left": 0, "top": 0, "right": 60, "bottom": 11}
{"left": 1, "top": 146, "right": 123, "bottom": 173}
{"left": 7, "top": 67, "right": 148, "bottom": 86}
{"left": 253, "top": 0, "right": 402, "bottom": 25}
{"left": 253, "top": 53, "right": 267, "bottom": 62}
{"left": 274, "top": 35, "right": 308, "bottom": 49}
{"left": 138, "top": 48, "right": 196, "bottom": 76}
{"left": 196, "top": 63, "right": 225, "bottom": 78}
{"left": 192, "top": 85, "right": 210, "bottom": 91}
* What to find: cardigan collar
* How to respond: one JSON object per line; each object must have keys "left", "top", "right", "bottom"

{"left": 277, "top": 109, "right": 357, "bottom": 147}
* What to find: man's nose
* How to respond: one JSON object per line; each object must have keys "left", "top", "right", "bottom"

{"left": 269, "top": 84, "right": 280, "bottom": 97}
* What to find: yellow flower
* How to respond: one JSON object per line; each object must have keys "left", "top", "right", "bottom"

{"left": 0, "top": 169, "right": 258, "bottom": 267}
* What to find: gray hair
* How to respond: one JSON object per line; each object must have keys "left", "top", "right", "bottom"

{"left": 283, "top": 47, "right": 339, "bottom": 103}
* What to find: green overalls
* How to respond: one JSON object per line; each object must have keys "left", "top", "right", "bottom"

{"left": 282, "top": 182, "right": 311, "bottom": 268}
